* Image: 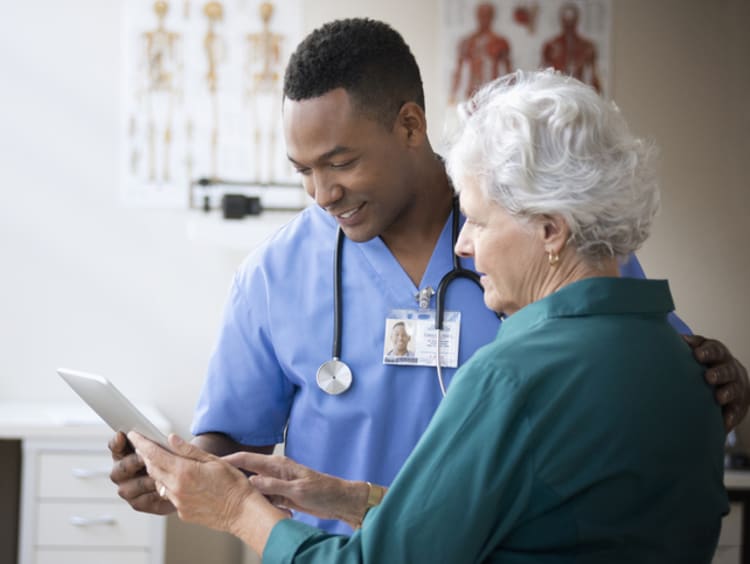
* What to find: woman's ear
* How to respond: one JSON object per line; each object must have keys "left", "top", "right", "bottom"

{"left": 539, "top": 214, "right": 570, "bottom": 255}
{"left": 395, "top": 102, "right": 427, "bottom": 147}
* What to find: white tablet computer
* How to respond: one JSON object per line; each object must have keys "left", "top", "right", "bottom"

{"left": 57, "top": 368, "right": 171, "bottom": 450}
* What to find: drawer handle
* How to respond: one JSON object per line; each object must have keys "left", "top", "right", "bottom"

{"left": 71, "top": 467, "right": 111, "bottom": 479}
{"left": 70, "top": 515, "right": 117, "bottom": 527}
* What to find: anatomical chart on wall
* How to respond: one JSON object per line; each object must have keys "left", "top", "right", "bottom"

{"left": 122, "top": 0, "right": 302, "bottom": 208}
{"left": 439, "top": 0, "right": 611, "bottom": 145}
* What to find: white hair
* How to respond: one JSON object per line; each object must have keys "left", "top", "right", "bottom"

{"left": 446, "top": 69, "right": 660, "bottom": 262}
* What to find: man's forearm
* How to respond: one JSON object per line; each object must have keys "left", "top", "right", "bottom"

{"left": 193, "top": 432, "right": 275, "bottom": 456}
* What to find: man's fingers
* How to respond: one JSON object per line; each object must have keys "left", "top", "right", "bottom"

{"left": 714, "top": 381, "right": 740, "bottom": 406}
{"left": 115, "top": 472, "right": 156, "bottom": 500}
{"left": 683, "top": 334, "right": 731, "bottom": 366}
{"left": 123, "top": 487, "right": 175, "bottom": 515}
{"left": 682, "top": 334, "right": 706, "bottom": 349}
{"left": 110, "top": 452, "right": 146, "bottom": 484}
{"left": 122, "top": 455, "right": 173, "bottom": 507}
{"left": 694, "top": 338, "right": 730, "bottom": 366}
{"left": 108, "top": 431, "right": 133, "bottom": 460}
{"left": 706, "top": 362, "right": 740, "bottom": 386}
{"left": 109, "top": 438, "right": 177, "bottom": 516}
{"left": 113, "top": 473, "right": 175, "bottom": 513}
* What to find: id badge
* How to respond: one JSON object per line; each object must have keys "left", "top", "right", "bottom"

{"left": 383, "top": 309, "right": 461, "bottom": 367}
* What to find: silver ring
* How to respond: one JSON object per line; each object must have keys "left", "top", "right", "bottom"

{"left": 158, "top": 484, "right": 167, "bottom": 499}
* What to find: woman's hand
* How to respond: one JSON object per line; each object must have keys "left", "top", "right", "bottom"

{"left": 223, "top": 451, "right": 375, "bottom": 529}
{"left": 128, "top": 432, "right": 287, "bottom": 544}
{"left": 685, "top": 335, "right": 749, "bottom": 430}
{"left": 128, "top": 432, "right": 250, "bottom": 532}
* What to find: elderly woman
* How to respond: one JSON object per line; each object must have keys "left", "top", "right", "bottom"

{"left": 131, "top": 70, "right": 728, "bottom": 562}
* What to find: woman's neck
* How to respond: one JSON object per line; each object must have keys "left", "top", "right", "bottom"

{"left": 539, "top": 255, "right": 620, "bottom": 304}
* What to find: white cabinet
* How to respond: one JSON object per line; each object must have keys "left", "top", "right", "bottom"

{"left": 19, "top": 442, "right": 165, "bottom": 564}
{"left": 35, "top": 552, "right": 151, "bottom": 564}
{"left": 714, "top": 502, "right": 743, "bottom": 564}
{"left": 717, "top": 471, "right": 750, "bottom": 564}
{"left": 0, "top": 402, "right": 169, "bottom": 564}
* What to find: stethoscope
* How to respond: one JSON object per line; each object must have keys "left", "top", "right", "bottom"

{"left": 316, "top": 197, "right": 484, "bottom": 396}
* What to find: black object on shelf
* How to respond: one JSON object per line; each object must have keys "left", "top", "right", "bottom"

{"left": 189, "top": 177, "right": 305, "bottom": 218}
{"left": 221, "top": 194, "right": 263, "bottom": 219}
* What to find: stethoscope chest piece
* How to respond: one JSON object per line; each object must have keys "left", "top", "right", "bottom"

{"left": 316, "top": 358, "right": 353, "bottom": 395}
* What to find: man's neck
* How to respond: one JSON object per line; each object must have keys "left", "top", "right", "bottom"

{"left": 380, "top": 160, "right": 454, "bottom": 286}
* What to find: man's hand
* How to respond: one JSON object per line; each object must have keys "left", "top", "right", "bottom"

{"left": 109, "top": 431, "right": 175, "bottom": 515}
{"left": 684, "top": 335, "right": 749, "bottom": 431}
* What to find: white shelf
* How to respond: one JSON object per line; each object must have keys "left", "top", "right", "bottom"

{"left": 0, "top": 401, "right": 170, "bottom": 440}
{"left": 725, "top": 469, "right": 750, "bottom": 490}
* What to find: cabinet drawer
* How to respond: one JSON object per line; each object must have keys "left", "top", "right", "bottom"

{"left": 35, "top": 549, "right": 151, "bottom": 564}
{"left": 38, "top": 452, "right": 115, "bottom": 499}
{"left": 36, "top": 501, "right": 152, "bottom": 547}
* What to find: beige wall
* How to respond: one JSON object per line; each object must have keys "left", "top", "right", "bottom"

{"left": 612, "top": 0, "right": 750, "bottom": 442}
{"left": 613, "top": 0, "right": 749, "bottom": 366}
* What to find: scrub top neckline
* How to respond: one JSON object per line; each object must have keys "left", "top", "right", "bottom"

{"left": 355, "top": 207, "right": 458, "bottom": 303}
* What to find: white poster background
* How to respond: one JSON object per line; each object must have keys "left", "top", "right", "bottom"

{"left": 121, "top": 0, "right": 302, "bottom": 208}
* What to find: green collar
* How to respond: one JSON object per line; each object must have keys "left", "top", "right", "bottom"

{"left": 499, "top": 278, "right": 674, "bottom": 341}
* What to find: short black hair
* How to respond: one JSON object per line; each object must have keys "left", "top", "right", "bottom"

{"left": 283, "top": 18, "right": 425, "bottom": 127}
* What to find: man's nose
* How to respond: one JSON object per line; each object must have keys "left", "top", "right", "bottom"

{"left": 305, "top": 170, "right": 343, "bottom": 209}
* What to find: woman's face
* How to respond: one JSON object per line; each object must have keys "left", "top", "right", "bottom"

{"left": 455, "top": 179, "right": 547, "bottom": 316}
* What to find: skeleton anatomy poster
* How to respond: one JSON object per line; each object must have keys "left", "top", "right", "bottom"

{"left": 440, "top": 0, "right": 611, "bottom": 141}
{"left": 122, "top": 0, "right": 302, "bottom": 208}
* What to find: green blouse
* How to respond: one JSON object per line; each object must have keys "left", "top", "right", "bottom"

{"left": 265, "top": 278, "right": 727, "bottom": 564}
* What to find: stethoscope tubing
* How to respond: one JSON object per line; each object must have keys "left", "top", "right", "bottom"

{"left": 333, "top": 227, "right": 345, "bottom": 360}
{"left": 435, "top": 197, "right": 482, "bottom": 329}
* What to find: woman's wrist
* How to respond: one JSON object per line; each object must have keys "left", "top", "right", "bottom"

{"left": 230, "top": 488, "right": 289, "bottom": 555}
{"left": 343, "top": 481, "right": 387, "bottom": 529}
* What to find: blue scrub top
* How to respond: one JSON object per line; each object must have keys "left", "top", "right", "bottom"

{"left": 192, "top": 205, "right": 690, "bottom": 534}
{"left": 192, "top": 205, "right": 498, "bottom": 532}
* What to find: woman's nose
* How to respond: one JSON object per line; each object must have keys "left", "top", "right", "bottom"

{"left": 455, "top": 225, "right": 474, "bottom": 258}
